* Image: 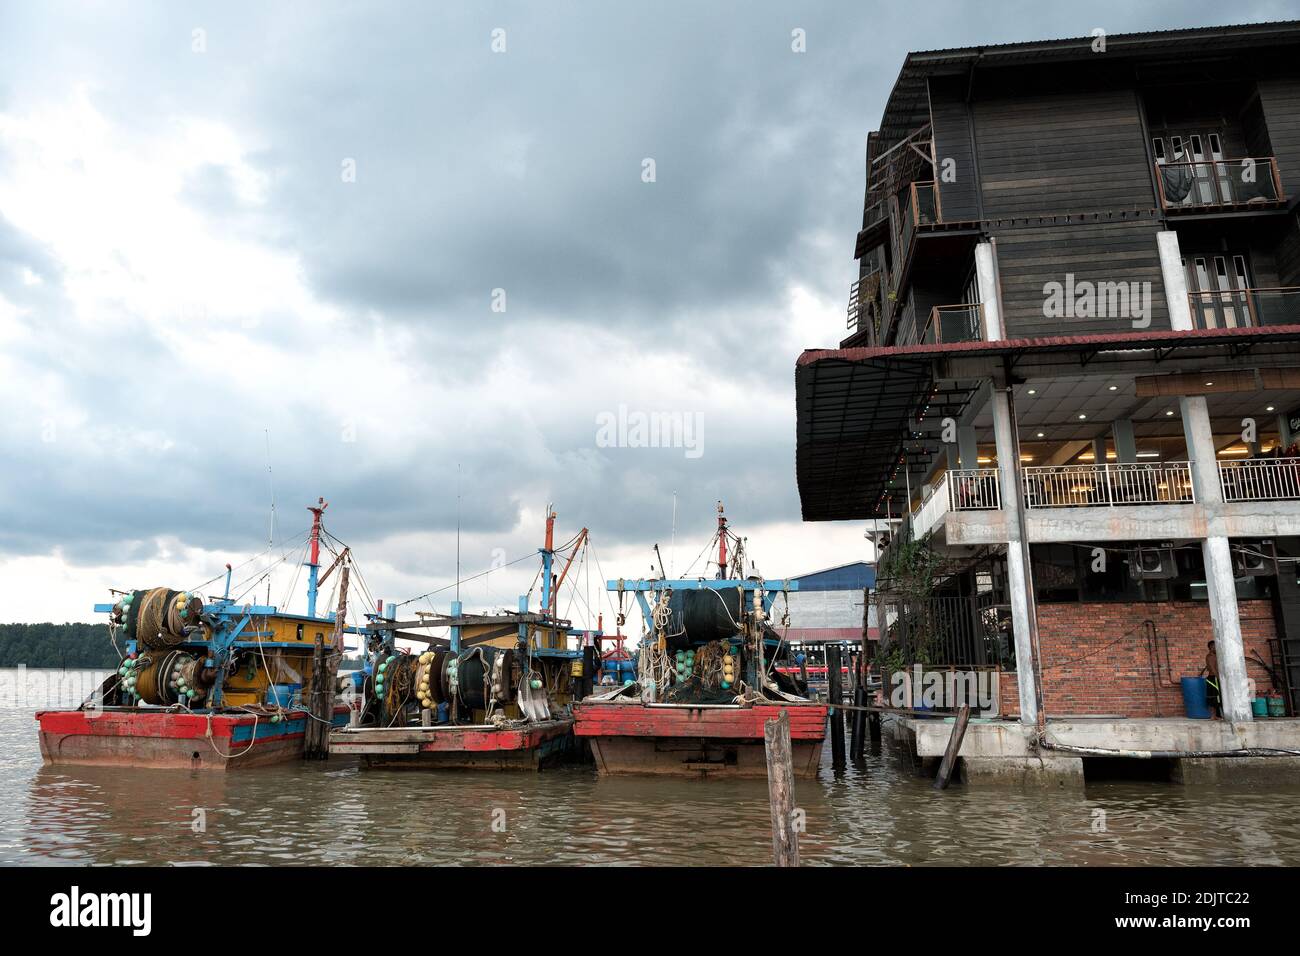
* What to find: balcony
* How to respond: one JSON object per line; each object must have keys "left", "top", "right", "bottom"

{"left": 894, "top": 181, "right": 940, "bottom": 267}
{"left": 1156, "top": 156, "right": 1283, "bottom": 211}
{"left": 919, "top": 303, "right": 985, "bottom": 345}
{"left": 912, "top": 468, "right": 1001, "bottom": 539}
{"left": 1220, "top": 458, "right": 1300, "bottom": 502}
{"left": 1187, "top": 286, "right": 1300, "bottom": 330}
{"left": 1022, "top": 462, "right": 1195, "bottom": 508}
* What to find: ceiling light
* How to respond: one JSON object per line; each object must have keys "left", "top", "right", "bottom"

{"left": 1078, "top": 414, "right": 1087, "bottom": 420}
{"left": 1027, "top": 389, "right": 1037, "bottom": 395}
{"left": 1165, "top": 410, "right": 1174, "bottom": 416}
{"left": 1036, "top": 432, "right": 1045, "bottom": 438}
{"left": 1204, "top": 381, "right": 1214, "bottom": 387}
{"left": 1267, "top": 406, "right": 1275, "bottom": 412}
{"left": 1136, "top": 452, "right": 1160, "bottom": 458}
{"left": 1108, "top": 385, "right": 1118, "bottom": 391}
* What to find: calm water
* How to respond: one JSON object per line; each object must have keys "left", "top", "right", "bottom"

{"left": 3, "top": 668, "right": 1300, "bottom": 866}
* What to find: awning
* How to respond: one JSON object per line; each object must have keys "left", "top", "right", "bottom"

{"left": 795, "top": 324, "right": 1300, "bottom": 521}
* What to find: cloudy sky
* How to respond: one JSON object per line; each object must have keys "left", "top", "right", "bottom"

{"left": 0, "top": 0, "right": 1287, "bottom": 628}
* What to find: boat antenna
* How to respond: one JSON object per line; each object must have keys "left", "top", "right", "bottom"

{"left": 670, "top": 491, "right": 677, "bottom": 577}
{"left": 265, "top": 428, "right": 275, "bottom": 606}
{"left": 455, "top": 463, "right": 461, "bottom": 604}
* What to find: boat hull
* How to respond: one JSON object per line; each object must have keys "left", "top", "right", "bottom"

{"left": 330, "top": 718, "right": 575, "bottom": 770}
{"left": 572, "top": 702, "right": 826, "bottom": 778}
{"left": 35, "top": 706, "right": 351, "bottom": 770}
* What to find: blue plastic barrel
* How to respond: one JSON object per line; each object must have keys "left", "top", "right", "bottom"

{"left": 1180, "top": 676, "right": 1211, "bottom": 719}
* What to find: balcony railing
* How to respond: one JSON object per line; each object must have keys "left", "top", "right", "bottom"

{"left": 1219, "top": 458, "right": 1300, "bottom": 502}
{"left": 1187, "top": 286, "right": 1300, "bottom": 330}
{"left": 911, "top": 468, "right": 1001, "bottom": 539}
{"left": 1156, "top": 156, "right": 1283, "bottom": 210}
{"left": 1022, "top": 462, "right": 1195, "bottom": 508}
{"left": 896, "top": 181, "right": 940, "bottom": 263}
{"left": 920, "top": 303, "right": 985, "bottom": 345}
{"left": 949, "top": 468, "right": 1001, "bottom": 510}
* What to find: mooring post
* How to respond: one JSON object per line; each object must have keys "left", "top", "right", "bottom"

{"left": 933, "top": 704, "right": 972, "bottom": 790}
{"left": 764, "top": 708, "right": 799, "bottom": 867}
{"left": 827, "top": 643, "right": 846, "bottom": 769}
{"left": 850, "top": 681, "right": 867, "bottom": 760}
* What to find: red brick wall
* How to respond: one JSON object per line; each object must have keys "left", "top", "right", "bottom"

{"left": 997, "top": 599, "right": 1277, "bottom": 718}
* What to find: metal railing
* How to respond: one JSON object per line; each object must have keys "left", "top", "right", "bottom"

{"left": 896, "top": 181, "right": 940, "bottom": 261}
{"left": 1156, "top": 156, "right": 1283, "bottom": 209}
{"left": 920, "top": 303, "right": 985, "bottom": 345}
{"left": 1187, "top": 286, "right": 1300, "bottom": 330}
{"left": 1219, "top": 457, "right": 1300, "bottom": 502}
{"left": 948, "top": 468, "right": 1001, "bottom": 510}
{"left": 1022, "top": 462, "right": 1195, "bottom": 508}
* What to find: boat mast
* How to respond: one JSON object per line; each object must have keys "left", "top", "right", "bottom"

{"left": 716, "top": 500, "right": 727, "bottom": 579}
{"left": 541, "top": 506, "right": 556, "bottom": 617}
{"left": 306, "top": 497, "right": 328, "bottom": 618}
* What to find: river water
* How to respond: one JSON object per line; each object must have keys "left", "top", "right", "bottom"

{"left": 3, "top": 668, "right": 1299, "bottom": 866}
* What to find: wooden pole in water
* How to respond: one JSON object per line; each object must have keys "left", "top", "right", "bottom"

{"left": 307, "top": 566, "right": 349, "bottom": 759}
{"left": 933, "top": 704, "right": 972, "bottom": 790}
{"left": 764, "top": 708, "right": 800, "bottom": 867}
{"left": 827, "top": 643, "right": 846, "bottom": 769}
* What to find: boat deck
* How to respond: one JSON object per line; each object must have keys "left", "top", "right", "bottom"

{"left": 330, "top": 717, "right": 575, "bottom": 770}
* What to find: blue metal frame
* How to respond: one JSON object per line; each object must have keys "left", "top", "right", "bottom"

{"left": 95, "top": 596, "right": 368, "bottom": 709}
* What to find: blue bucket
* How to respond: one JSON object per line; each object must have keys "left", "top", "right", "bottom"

{"left": 1180, "top": 676, "right": 1211, "bottom": 719}
{"left": 267, "top": 683, "right": 301, "bottom": 707}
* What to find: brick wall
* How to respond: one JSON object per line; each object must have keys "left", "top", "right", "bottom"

{"left": 997, "top": 599, "right": 1278, "bottom": 718}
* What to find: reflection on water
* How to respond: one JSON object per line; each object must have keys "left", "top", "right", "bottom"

{"left": 4, "top": 669, "right": 1300, "bottom": 865}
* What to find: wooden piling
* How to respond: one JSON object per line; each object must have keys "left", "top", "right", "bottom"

{"left": 850, "top": 683, "right": 866, "bottom": 760}
{"left": 932, "top": 704, "right": 972, "bottom": 790}
{"left": 827, "top": 644, "right": 846, "bottom": 769}
{"left": 764, "top": 709, "right": 800, "bottom": 867}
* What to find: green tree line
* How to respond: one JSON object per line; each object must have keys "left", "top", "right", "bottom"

{"left": 0, "top": 623, "right": 118, "bottom": 668}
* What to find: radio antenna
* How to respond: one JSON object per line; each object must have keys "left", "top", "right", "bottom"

{"left": 455, "top": 463, "right": 462, "bottom": 604}
{"left": 265, "top": 429, "right": 275, "bottom": 606}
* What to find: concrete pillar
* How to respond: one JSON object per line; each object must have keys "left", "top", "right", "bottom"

{"left": 1091, "top": 436, "right": 1108, "bottom": 465}
{"left": 1277, "top": 413, "right": 1295, "bottom": 451}
{"left": 1180, "top": 394, "right": 1252, "bottom": 722}
{"left": 975, "top": 241, "right": 1004, "bottom": 340}
{"left": 1157, "top": 230, "right": 1193, "bottom": 332}
{"left": 992, "top": 388, "right": 1038, "bottom": 726}
{"left": 958, "top": 427, "right": 979, "bottom": 472}
{"left": 1112, "top": 419, "right": 1138, "bottom": 463}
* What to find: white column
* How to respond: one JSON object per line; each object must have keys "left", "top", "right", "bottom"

{"left": 975, "top": 240, "right": 1004, "bottom": 340}
{"left": 1157, "top": 230, "right": 1193, "bottom": 332}
{"left": 992, "top": 389, "right": 1038, "bottom": 725}
{"left": 1180, "top": 394, "right": 1252, "bottom": 722}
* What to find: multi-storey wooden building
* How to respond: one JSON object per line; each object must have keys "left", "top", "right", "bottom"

{"left": 796, "top": 22, "right": 1300, "bottom": 779}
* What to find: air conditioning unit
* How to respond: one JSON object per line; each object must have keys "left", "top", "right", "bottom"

{"left": 1130, "top": 544, "right": 1178, "bottom": 580}
{"left": 1231, "top": 541, "right": 1274, "bottom": 577}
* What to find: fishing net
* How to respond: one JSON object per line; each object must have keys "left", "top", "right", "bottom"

{"left": 662, "top": 674, "right": 737, "bottom": 705}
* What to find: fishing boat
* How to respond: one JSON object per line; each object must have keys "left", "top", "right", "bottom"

{"left": 573, "top": 504, "right": 828, "bottom": 778}
{"left": 35, "top": 499, "right": 360, "bottom": 770}
{"left": 329, "top": 508, "right": 600, "bottom": 770}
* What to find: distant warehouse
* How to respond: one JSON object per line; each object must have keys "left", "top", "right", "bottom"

{"left": 784, "top": 561, "right": 877, "bottom": 650}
